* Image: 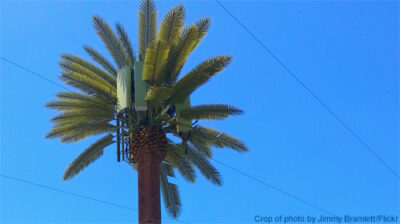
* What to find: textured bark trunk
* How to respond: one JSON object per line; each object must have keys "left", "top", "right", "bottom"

{"left": 131, "top": 126, "right": 168, "bottom": 224}
{"left": 138, "top": 151, "right": 162, "bottom": 224}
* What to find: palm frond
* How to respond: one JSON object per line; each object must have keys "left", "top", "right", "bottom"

{"left": 142, "top": 5, "right": 186, "bottom": 85}
{"left": 164, "top": 25, "right": 198, "bottom": 85}
{"left": 51, "top": 111, "right": 114, "bottom": 125}
{"left": 190, "top": 140, "right": 213, "bottom": 158}
{"left": 167, "top": 143, "right": 196, "bottom": 183}
{"left": 177, "top": 144, "right": 222, "bottom": 185}
{"left": 179, "top": 104, "right": 243, "bottom": 121}
{"left": 46, "top": 121, "right": 116, "bottom": 143}
{"left": 63, "top": 134, "right": 114, "bottom": 181}
{"left": 189, "top": 127, "right": 214, "bottom": 158}
{"left": 192, "top": 126, "right": 248, "bottom": 153}
{"left": 46, "top": 98, "right": 114, "bottom": 112}
{"left": 162, "top": 161, "right": 175, "bottom": 177}
{"left": 160, "top": 162, "right": 182, "bottom": 218}
{"left": 145, "top": 87, "right": 171, "bottom": 106}
{"left": 192, "top": 18, "right": 211, "bottom": 50}
{"left": 55, "top": 92, "right": 115, "bottom": 107}
{"left": 59, "top": 76, "right": 95, "bottom": 95}
{"left": 60, "top": 54, "right": 116, "bottom": 87}
{"left": 165, "top": 18, "right": 210, "bottom": 86}
{"left": 142, "top": 40, "right": 170, "bottom": 85}
{"left": 60, "top": 69, "right": 116, "bottom": 96}
{"left": 93, "top": 15, "right": 130, "bottom": 68}
{"left": 49, "top": 109, "right": 114, "bottom": 123}
{"left": 138, "top": 0, "right": 158, "bottom": 61}
{"left": 60, "top": 71, "right": 116, "bottom": 100}
{"left": 169, "top": 56, "right": 232, "bottom": 104}
{"left": 158, "top": 5, "right": 186, "bottom": 46}
{"left": 116, "top": 23, "right": 135, "bottom": 63}
{"left": 84, "top": 46, "right": 118, "bottom": 77}
{"left": 61, "top": 125, "right": 116, "bottom": 144}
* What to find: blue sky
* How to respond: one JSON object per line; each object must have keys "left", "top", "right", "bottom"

{"left": 1, "top": 0, "right": 399, "bottom": 223}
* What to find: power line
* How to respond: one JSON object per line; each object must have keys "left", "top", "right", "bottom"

{"left": 213, "top": 159, "right": 339, "bottom": 216}
{"left": 215, "top": 0, "right": 399, "bottom": 179}
{"left": 0, "top": 174, "right": 191, "bottom": 224}
{"left": 1, "top": 56, "right": 71, "bottom": 91}
{"left": 0, "top": 174, "right": 138, "bottom": 211}
{"left": 2, "top": 57, "right": 343, "bottom": 218}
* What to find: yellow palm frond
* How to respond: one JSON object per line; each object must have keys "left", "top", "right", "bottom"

{"left": 142, "top": 40, "right": 170, "bottom": 85}
{"left": 169, "top": 56, "right": 232, "bottom": 104}
{"left": 60, "top": 54, "right": 116, "bottom": 87}
{"left": 158, "top": 5, "right": 186, "bottom": 46}
{"left": 60, "top": 71, "right": 116, "bottom": 99}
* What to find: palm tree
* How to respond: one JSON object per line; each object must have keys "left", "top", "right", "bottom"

{"left": 46, "top": 0, "right": 248, "bottom": 223}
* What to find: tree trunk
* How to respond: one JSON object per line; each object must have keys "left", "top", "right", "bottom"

{"left": 137, "top": 152, "right": 162, "bottom": 224}
{"left": 130, "top": 126, "right": 168, "bottom": 224}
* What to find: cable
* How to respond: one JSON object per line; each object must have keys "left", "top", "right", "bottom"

{"left": 213, "top": 159, "right": 339, "bottom": 216}
{"left": 1, "top": 56, "right": 343, "bottom": 218}
{"left": 215, "top": 0, "right": 399, "bottom": 179}
{"left": 0, "top": 174, "right": 138, "bottom": 211}
{"left": 0, "top": 174, "right": 191, "bottom": 224}
{"left": 1, "top": 56, "right": 71, "bottom": 91}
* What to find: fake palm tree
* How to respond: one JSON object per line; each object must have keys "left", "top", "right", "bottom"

{"left": 46, "top": 0, "right": 247, "bottom": 223}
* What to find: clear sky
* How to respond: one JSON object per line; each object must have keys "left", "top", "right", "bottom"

{"left": 1, "top": 0, "right": 399, "bottom": 223}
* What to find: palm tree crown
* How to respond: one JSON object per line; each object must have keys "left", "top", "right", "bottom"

{"left": 46, "top": 0, "right": 248, "bottom": 218}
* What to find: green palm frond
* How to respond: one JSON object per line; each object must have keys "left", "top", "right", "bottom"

{"left": 177, "top": 144, "right": 222, "bottom": 186}
{"left": 60, "top": 54, "right": 116, "bottom": 87}
{"left": 188, "top": 127, "right": 214, "bottom": 158}
{"left": 142, "top": 40, "right": 170, "bottom": 85}
{"left": 138, "top": 0, "right": 158, "bottom": 61}
{"left": 116, "top": 23, "right": 136, "bottom": 63}
{"left": 46, "top": 121, "right": 116, "bottom": 143}
{"left": 93, "top": 15, "right": 131, "bottom": 68}
{"left": 162, "top": 161, "right": 175, "bottom": 177}
{"left": 158, "top": 5, "right": 186, "bottom": 46}
{"left": 160, "top": 162, "right": 182, "bottom": 218}
{"left": 164, "top": 25, "right": 198, "bottom": 85}
{"left": 60, "top": 71, "right": 116, "bottom": 99}
{"left": 167, "top": 143, "right": 196, "bottom": 183}
{"left": 84, "top": 46, "right": 118, "bottom": 77}
{"left": 63, "top": 134, "right": 115, "bottom": 181}
{"left": 179, "top": 104, "right": 243, "bottom": 121}
{"left": 192, "top": 126, "right": 248, "bottom": 153}
{"left": 169, "top": 56, "right": 232, "bottom": 104}
{"left": 190, "top": 140, "right": 213, "bottom": 159}
{"left": 175, "top": 157, "right": 196, "bottom": 183}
